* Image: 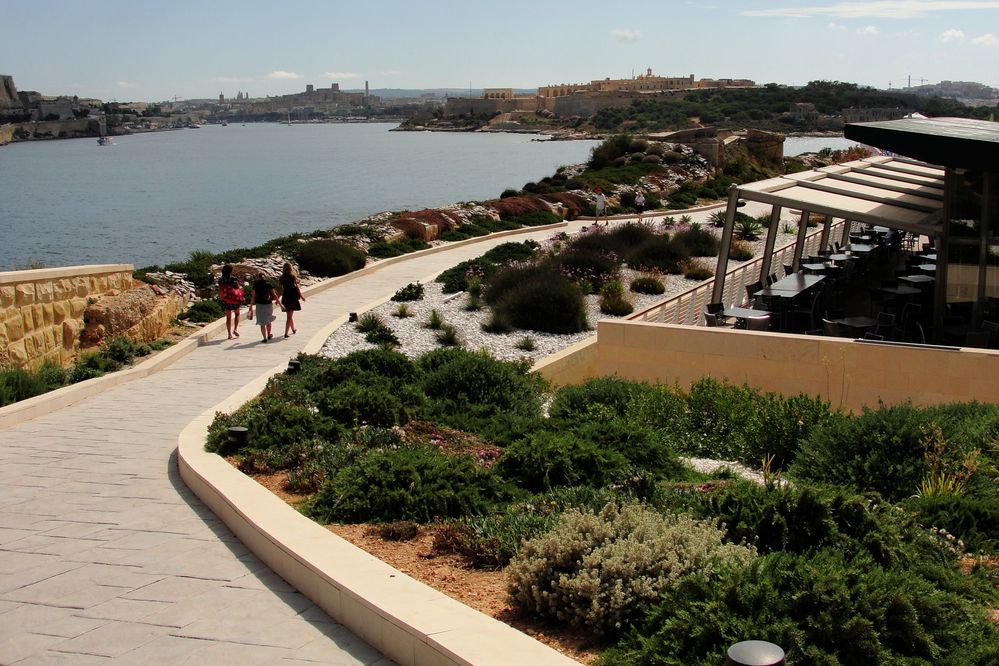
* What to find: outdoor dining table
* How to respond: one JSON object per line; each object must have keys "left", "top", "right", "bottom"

{"left": 722, "top": 307, "right": 772, "bottom": 324}
{"left": 916, "top": 264, "right": 937, "bottom": 274}
{"left": 830, "top": 316, "right": 877, "bottom": 335}
{"left": 899, "top": 274, "right": 935, "bottom": 286}
{"left": 828, "top": 253, "right": 854, "bottom": 263}
{"left": 847, "top": 243, "right": 877, "bottom": 254}
{"left": 877, "top": 285, "right": 922, "bottom": 298}
{"left": 918, "top": 253, "right": 938, "bottom": 262}
{"left": 755, "top": 273, "right": 825, "bottom": 301}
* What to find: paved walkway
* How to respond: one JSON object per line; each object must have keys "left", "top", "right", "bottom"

{"left": 0, "top": 218, "right": 618, "bottom": 665}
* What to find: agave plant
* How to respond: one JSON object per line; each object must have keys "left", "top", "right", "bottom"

{"left": 735, "top": 216, "right": 763, "bottom": 241}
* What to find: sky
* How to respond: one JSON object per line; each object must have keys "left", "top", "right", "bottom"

{"left": 3, "top": 0, "right": 998, "bottom": 102}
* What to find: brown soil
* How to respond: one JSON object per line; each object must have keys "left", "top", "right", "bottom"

{"left": 244, "top": 468, "right": 601, "bottom": 664}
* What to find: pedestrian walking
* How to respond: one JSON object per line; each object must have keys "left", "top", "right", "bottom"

{"left": 594, "top": 187, "right": 607, "bottom": 226}
{"left": 248, "top": 274, "right": 281, "bottom": 343}
{"left": 279, "top": 262, "right": 304, "bottom": 338}
{"left": 217, "top": 264, "right": 245, "bottom": 339}
{"left": 635, "top": 191, "right": 646, "bottom": 222}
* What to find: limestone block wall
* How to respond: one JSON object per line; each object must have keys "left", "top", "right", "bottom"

{"left": 541, "top": 320, "right": 999, "bottom": 412}
{"left": 0, "top": 265, "right": 135, "bottom": 368}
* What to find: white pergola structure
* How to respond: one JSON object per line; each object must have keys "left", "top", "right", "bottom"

{"left": 712, "top": 155, "right": 946, "bottom": 311}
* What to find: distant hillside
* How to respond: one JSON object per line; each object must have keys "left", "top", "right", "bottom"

{"left": 592, "top": 80, "right": 997, "bottom": 133}
{"left": 344, "top": 88, "right": 537, "bottom": 99}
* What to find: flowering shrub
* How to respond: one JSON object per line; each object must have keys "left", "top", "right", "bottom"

{"left": 507, "top": 503, "right": 756, "bottom": 636}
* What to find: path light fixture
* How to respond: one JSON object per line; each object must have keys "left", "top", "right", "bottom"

{"left": 227, "top": 426, "right": 248, "bottom": 450}
{"left": 726, "top": 640, "right": 785, "bottom": 666}
{"left": 287, "top": 359, "right": 301, "bottom": 374}
{"left": 348, "top": 312, "right": 358, "bottom": 322}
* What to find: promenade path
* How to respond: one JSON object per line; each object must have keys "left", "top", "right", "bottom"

{"left": 0, "top": 219, "right": 610, "bottom": 665}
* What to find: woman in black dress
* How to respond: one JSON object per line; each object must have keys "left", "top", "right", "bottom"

{"left": 279, "top": 262, "right": 304, "bottom": 338}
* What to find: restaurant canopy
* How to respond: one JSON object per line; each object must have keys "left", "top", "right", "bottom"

{"left": 711, "top": 155, "right": 945, "bottom": 304}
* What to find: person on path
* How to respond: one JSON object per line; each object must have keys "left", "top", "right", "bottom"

{"left": 217, "top": 264, "right": 245, "bottom": 339}
{"left": 248, "top": 274, "right": 282, "bottom": 343}
{"left": 594, "top": 187, "right": 607, "bottom": 226}
{"left": 635, "top": 191, "right": 646, "bottom": 223}
{"left": 279, "top": 262, "right": 304, "bottom": 338}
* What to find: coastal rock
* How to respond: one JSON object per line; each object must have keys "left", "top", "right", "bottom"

{"left": 80, "top": 284, "right": 187, "bottom": 347}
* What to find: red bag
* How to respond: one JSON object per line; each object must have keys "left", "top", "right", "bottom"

{"left": 219, "top": 283, "right": 244, "bottom": 305}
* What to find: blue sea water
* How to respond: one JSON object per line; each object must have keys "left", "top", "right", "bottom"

{"left": 0, "top": 123, "right": 598, "bottom": 270}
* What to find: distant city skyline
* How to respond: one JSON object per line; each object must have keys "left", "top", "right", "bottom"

{"left": 4, "top": 0, "right": 998, "bottom": 102}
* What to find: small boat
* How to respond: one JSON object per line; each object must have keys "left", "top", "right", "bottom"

{"left": 221, "top": 120, "right": 228, "bottom": 126}
{"left": 97, "top": 136, "right": 114, "bottom": 146}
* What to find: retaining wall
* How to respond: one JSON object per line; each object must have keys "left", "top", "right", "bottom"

{"left": 564, "top": 320, "right": 999, "bottom": 412}
{"left": 1, "top": 264, "right": 137, "bottom": 367}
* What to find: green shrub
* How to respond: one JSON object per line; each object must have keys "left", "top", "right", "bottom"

{"left": 629, "top": 276, "right": 665, "bottom": 294}
{"left": 482, "top": 240, "right": 539, "bottom": 264}
{"left": 548, "top": 376, "right": 653, "bottom": 421}
{"left": 549, "top": 249, "right": 620, "bottom": 288}
{"left": 790, "top": 402, "right": 988, "bottom": 503}
{"left": 295, "top": 239, "right": 366, "bottom": 277}
{"left": 498, "top": 430, "right": 632, "bottom": 491}
{"left": 904, "top": 492, "right": 999, "bottom": 554}
{"left": 507, "top": 503, "right": 756, "bottom": 637}
{"left": 391, "top": 282, "right": 424, "bottom": 302}
{"left": 503, "top": 210, "right": 560, "bottom": 227}
{"left": 735, "top": 216, "right": 763, "bottom": 241}
{"left": 314, "top": 380, "right": 419, "bottom": 428}
{"left": 100, "top": 336, "right": 147, "bottom": 366}
{"left": 728, "top": 240, "right": 755, "bottom": 261}
{"left": 436, "top": 323, "right": 461, "bottom": 346}
{"left": 417, "top": 348, "right": 545, "bottom": 445}
{"left": 205, "top": 394, "right": 341, "bottom": 457}
{"left": 306, "top": 445, "right": 511, "bottom": 523}
{"left": 627, "top": 236, "right": 689, "bottom": 274}
{"left": 599, "top": 281, "right": 634, "bottom": 316}
{"left": 500, "top": 188, "right": 519, "bottom": 198}
{"left": 514, "top": 336, "right": 536, "bottom": 351}
{"left": 393, "top": 303, "right": 412, "bottom": 318}
{"left": 683, "top": 264, "right": 714, "bottom": 281}
{"left": 486, "top": 264, "right": 588, "bottom": 334}
{"left": 0, "top": 363, "right": 64, "bottom": 407}
{"left": 181, "top": 299, "right": 224, "bottom": 323}
{"left": 424, "top": 308, "right": 444, "bottom": 330}
{"left": 602, "top": 549, "right": 999, "bottom": 665}
{"left": 435, "top": 258, "right": 498, "bottom": 293}
{"left": 672, "top": 227, "right": 719, "bottom": 257}
{"left": 367, "top": 238, "right": 430, "bottom": 258}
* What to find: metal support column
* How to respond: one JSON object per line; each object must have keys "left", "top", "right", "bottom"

{"left": 819, "top": 215, "right": 832, "bottom": 251}
{"left": 711, "top": 187, "right": 741, "bottom": 305}
{"left": 759, "top": 205, "right": 782, "bottom": 279}
{"left": 792, "top": 209, "right": 811, "bottom": 271}
{"left": 840, "top": 218, "right": 853, "bottom": 246}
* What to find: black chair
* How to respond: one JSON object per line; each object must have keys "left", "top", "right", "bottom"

{"left": 766, "top": 272, "right": 778, "bottom": 285}
{"left": 783, "top": 263, "right": 794, "bottom": 277}
{"left": 821, "top": 318, "right": 841, "bottom": 337}
{"left": 964, "top": 331, "right": 990, "bottom": 348}
{"left": 745, "top": 315, "right": 771, "bottom": 331}
{"left": 744, "top": 282, "right": 761, "bottom": 307}
{"left": 706, "top": 302, "right": 725, "bottom": 314}
{"left": 895, "top": 303, "right": 922, "bottom": 341}
{"left": 874, "top": 311, "right": 896, "bottom": 339}
{"left": 863, "top": 332, "right": 885, "bottom": 341}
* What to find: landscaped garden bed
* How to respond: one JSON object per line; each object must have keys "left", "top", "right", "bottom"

{"left": 209, "top": 347, "right": 999, "bottom": 664}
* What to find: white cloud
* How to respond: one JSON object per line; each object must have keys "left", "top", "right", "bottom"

{"left": 857, "top": 24, "right": 880, "bottom": 34}
{"left": 827, "top": 21, "right": 847, "bottom": 30}
{"left": 742, "top": 2, "right": 999, "bottom": 19}
{"left": 972, "top": 32, "right": 999, "bottom": 44}
{"left": 611, "top": 28, "right": 641, "bottom": 43}
{"left": 325, "top": 71, "right": 361, "bottom": 79}
{"left": 116, "top": 81, "right": 133, "bottom": 88}
{"left": 940, "top": 28, "right": 966, "bottom": 41}
{"left": 267, "top": 70, "right": 302, "bottom": 80}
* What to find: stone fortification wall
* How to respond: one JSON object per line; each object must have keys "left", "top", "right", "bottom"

{"left": 14, "top": 118, "right": 98, "bottom": 141}
{"left": 0, "top": 124, "right": 13, "bottom": 145}
{"left": 552, "top": 93, "right": 634, "bottom": 118}
{"left": 0, "top": 265, "right": 186, "bottom": 369}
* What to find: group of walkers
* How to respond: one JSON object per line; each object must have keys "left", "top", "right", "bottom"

{"left": 217, "top": 262, "right": 304, "bottom": 343}
{"left": 593, "top": 187, "right": 647, "bottom": 226}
